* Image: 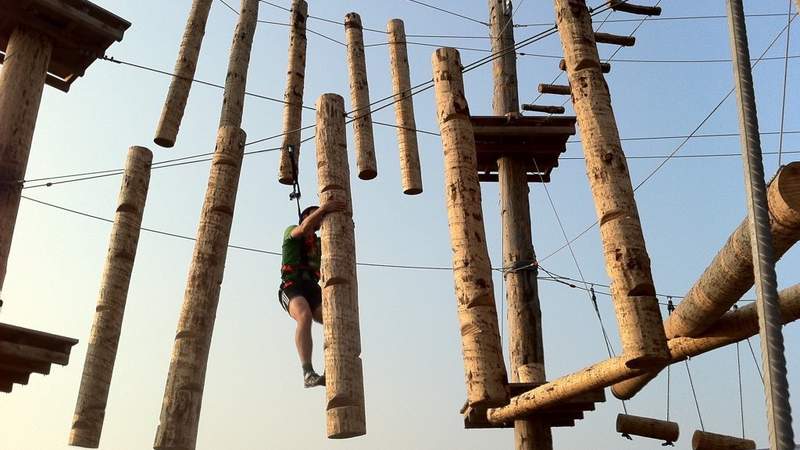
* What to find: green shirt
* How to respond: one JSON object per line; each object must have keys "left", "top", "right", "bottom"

{"left": 280, "top": 225, "right": 321, "bottom": 284}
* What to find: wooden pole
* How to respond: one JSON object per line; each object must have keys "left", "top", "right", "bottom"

{"left": 345, "top": 12, "right": 377, "bottom": 180}
{"left": 387, "top": 19, "right": 423, "bottom": 195}
{"left": 616, "top": 414, "right": 679, "bottom": 443}
{"left": 154, "top": 0, "right": 214, "bottom": 148}
{"left": 488, "top": 1, "right": 550, "bottom": 448}
{"left": 553, "top": 0, "right": 669, "bottom": 368}
{"left": 277, "top": 0, "right": 308, "bottom": 185}
{"left": 613, "top": 162, "right": 800, "bottom": 399}
{"left": 315, "top": 93, "right": 366, "bottom": 439}
{"left": 692, "top": 431, "right": 756, "bottom": 450}
{"left": 432, "top": 47, "right": 508, "bottom": 408}
{"left": 487, "top": 283, "right": 800, "bottom": 423}
{"left": 0, "top": 26, "right": 52, "bottom": 298}
{"left": 69, "top": 146, "right": 153, "bottom": 449}
{"left": 154, "top": 1, "right": 256, "bottom": 448}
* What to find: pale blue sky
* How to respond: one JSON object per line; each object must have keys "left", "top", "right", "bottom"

{"left": 1, "top": 0, "right": 799, "bottom": 449}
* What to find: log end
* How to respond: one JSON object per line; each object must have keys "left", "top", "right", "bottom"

{"left": 327, "top": 405, "right": 366, "bottom": 439}
{"left": 403, "top": 187, "right": 423, "bottom": 195}
{"left": 358, "top": 169, "right": 377, "bottom": 180}
{"left": 153, "top": 135, "right": 176, "bottom": 149}
{"left": 67, "top": 427, "right": 101, "bottom": 449}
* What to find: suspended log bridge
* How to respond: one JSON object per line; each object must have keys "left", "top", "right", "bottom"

{"left": 153, "top": 0, "right": 213, "bottom": 148}
{"left": 316, "top": 93, "right": 366, "bottom": 439}
{"left": 0, "top": 322, "right": 78, "bottom": 393}
{"left": 594, "top": 32, "right": 635, "bottom": 47}
{"left": 692, "top": 430, "right": 756, "bottom": 450}
{"left": 612, "top": 161, "right": 800, "bottom": 399}
{"left": 471, "top": 115, "right": 576, "bottom": 183}
{"left": 485, "top": 283, "right": 800, "bottom": 424}
{"left": 616, "top": 414, "right": 679, "bottom": 444}
{"left": 70, "top": 146, "right": 153, "bottom": 448}
{"left": 278, "top": 0, "right": 308, "bottom": 185}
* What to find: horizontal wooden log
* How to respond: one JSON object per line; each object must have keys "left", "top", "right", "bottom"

{"left": 521, "top": 104, "right": 566, "bottom": 114}
{"left": 559, "top": 59, "right": 610, "bottom": 73}
{"left": 608, "top": 1, "right": 662, "bottom": 16}
{"left": 538, "top": 83, "right": 571, "bottom": 95}
{"left": 0, "top": 341, "right": 68, "bottom": 365}
{"left": 692, "top": 430, "right": 755, "bottom": 450}
{"left": 488, "top": 283, "right": 800, "bottom": 423}
{"left": 616, "top": 414, "right": 679, "bottom": 442}
{"left": 594, "top": 32, "right": 635, "bottom": 47}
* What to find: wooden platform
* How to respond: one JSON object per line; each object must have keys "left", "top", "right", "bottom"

{"left": 462, "top": 382, "right": 606, "bottom": 429}
{"left": 0, "top": 0, "right": 130, "bottom": 92}
{"left": 0, "top": 322, "right": 78, "bottom": 393}
{"left": 471, "top": 114, "right": 577, "bottom": 183}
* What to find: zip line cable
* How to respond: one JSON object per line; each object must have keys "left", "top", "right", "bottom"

{"left": 777, "top": 0, "right": 794, "bottom": 167}
{"left": 685, "top": 358, "right": 705, "bottom": 431}
{"left": 406, "top": 0, "right": 489, "bottom": 27}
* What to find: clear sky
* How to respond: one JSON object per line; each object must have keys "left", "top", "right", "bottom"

{"left": 1, "top": 0, "right": 799, "bottom": 449}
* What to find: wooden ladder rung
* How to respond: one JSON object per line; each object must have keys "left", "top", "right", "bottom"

{"left": 538, "top": 83, "right": 572, "bottom": 95}
{"left": 521, "top": 104, "right": 565, "bottom": 114}
{"left": 608, "top": 1, "right": 662, "bottom": 16}
{"left": 560, "top": 59, "right": 611, "bottom": 73}
{"left": 594, "top": 32, "right": 636, "bottom": 47}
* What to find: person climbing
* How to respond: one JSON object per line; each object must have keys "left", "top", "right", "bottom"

{"left": 279, "top": 201, "right": 345, "bottom": 388}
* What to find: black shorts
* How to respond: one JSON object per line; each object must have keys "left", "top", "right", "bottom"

{"left": 279, "top": 280, "right": 322, "bottom": 313}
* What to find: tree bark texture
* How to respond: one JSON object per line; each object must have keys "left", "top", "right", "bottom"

{"left": 432, "top": 47, "right": 508, "bottom": 408}
{"left": 153, "top": 127, "right": 246, "bottom": 450}
{"left": 69, "top": 146, "right": 153, "bottom": 448}
{"left": 315, "top": 93, "right": 366, "bottom": 439}
{"left": 554, "top": 0, "right": 668, "bottom": 368}
{"left": 0, "top": 26, "right": 52, "bottom": 295}
{"left": 218, "top": 0, "right": 258, "bottom": 130}
{"left": 487, "top": 283, "right": 800, "bottom": 423}
{"left": 692, "top": 431, "right": 756, "bottom": 450}
{"left": 277, "top": 0, "right": 308, "bottom": 185}
{"left": 345, "top": 12, "right": 377, "bottom": 180}
{"left": 615, "top": 414, "right": 679, "bottom": 443}
{"left": 387, "top": 19, "right": 423, "bottom": 195}
{"left": 153, "top": 0, "right": 213, "bottom": 148}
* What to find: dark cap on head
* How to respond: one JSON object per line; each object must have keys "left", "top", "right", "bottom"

{"left": 299, "top": 206, "right": 319, "bottom": 224}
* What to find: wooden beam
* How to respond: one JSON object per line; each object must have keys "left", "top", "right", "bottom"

{"left": 0, "top": 26, "right": 52, "bottom": 296}
{"left": 521, "top": 104, "right": 566, "bottom": 114}
{"left": 0, "top": 369, "right": 30, "bottom": 385}
{"left": 345, "top": 12, "right": 377, "bottom": 180}
{"left": 316, "top": 93, "right": 366, "bottom": 439}
{"left": 432, "top": 47, "right": 508, "bottom": 408}
{"left": 608, "top": 1, "right": 662, "bottom": 16}
{"left": 616, "top": 414, "right": 679, "bottom": 443}
{"left": 554, "top": 0, "right": 668, "bottom": 367}
{"left": 692, "top": 430, "right": 755, "bottom": 450}
{"left": 538, "top": 83, "right": 571, "bottom": 95}
{"left": 0, "top": 358, "right": 50, "bottom": 375}
{"left": 387, "top": 18, "right": 423, "bottom": 195}
{"left": 594, "top": 32, "right": 635, "bottom": 47}
{"left": 153, "top": 0, "right": 213, "bottom": 148}
{"left": 69, "top": 146, "right": 153, "bottom": 448}
{"left": 277, "top": 0, "right": 308, "bottom": 185}
{"left": 0, "top": 341, "right": 68, "bottom": 365}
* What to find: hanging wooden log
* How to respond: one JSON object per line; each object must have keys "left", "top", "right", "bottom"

{"left": 521, "top": 104, "right": 566, "bottom": 114}
{"left": 0, "top": 26, "right": 52, "bottom": 297}
{"left": 154, "top": 1, "right": 257, "bottom": 449}
{"left": 154, "top": 0, "right": 214, "bottom": 148}
{"left": 608, "top": 1, "right": 662, "bottom": 16}
{"left": 692, "top": 431, "right": 756, "bottom": 450}
{"left": 432, "top": 47, "right": 508, "bottom": 408}
{"left": 554, "top": 0, "right": 668, "bottom": 368}
{"left": 486, "top": 283, "right": 800, "bottom": 424}
{"left": 69, "top": 146, "right": 153, "bottom": 448}
{"left": 387, "top": 18, "right": 423, "bottom": 195}
{"left": 538, "top": 83, "right": 572, "bottom": 95}
{"left": 559, "top": 59, "right": 611, "bottom": 73}
{"left": 616, "top": 414, "right": 679, "bottom": 443}
{"left": 594, "top": 32, "right": 636, "bottom": 47}
{"left": 345, "top": 12, "right": 377, "bottom": 180}
{"left": 277, "top": 0, "right": 308, "bottom": 185}
{"left": 316, "top": 93, "right": 366, "bottom": 439}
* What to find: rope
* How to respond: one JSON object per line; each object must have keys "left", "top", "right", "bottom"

{"left": 665, "top": 298, "right": 675, "bottom": 422}
{"left": 746, "top": 337, "right": 765, "bottom": 382}
{"left": 287, "top": 145, "right": 302, "bottom": 220}
{"left": 685, "top": 359, "right": 705, "bottom": 431}
{"left": 406, "top": 0, "right": 489, "bottom": 26}
{"left": 777, "top": 0, "right": 793, "bottom": 167}
{"left": 737, "top": 341, "right": 746, "bottom": 438}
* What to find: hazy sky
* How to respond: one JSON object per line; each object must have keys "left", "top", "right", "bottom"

{"left": 1, "top": 0, "right": 798, "bottom": 449}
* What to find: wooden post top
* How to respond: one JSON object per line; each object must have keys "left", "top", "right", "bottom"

{"left": 0, "top": 0, "right": 130, "bottom": 92}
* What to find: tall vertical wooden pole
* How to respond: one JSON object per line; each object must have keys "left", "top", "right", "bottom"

{"left": 277, "top": 0, "right": 308, "bottom": 185}
{"left": 387, "top": 19, "right": 423, "bottom": 195}
{"left": 154, "top": 0, "right": 214, "bottom": 148}
{"left": 69, "top": 146, "right": 153, "bottom": 449}
{"left": 154, "top": 1, "right": 257, "bottom": 448}
{"left": 488, "top": 1, "right": 551, "bottom": 448}
{"left": 345, "top": 12, "right": 378, "bottom": 180}
{"left": 553, "top": 0, "right": 669, "bottom": 368}
{"left": 433, "top": 47, "right": 508, "bottom": 408}
{"left": 315, "top": 94, "right": 366, "bottom": 439}
{"left": 0, "top": 26, "right": 52, "bottom": 299}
